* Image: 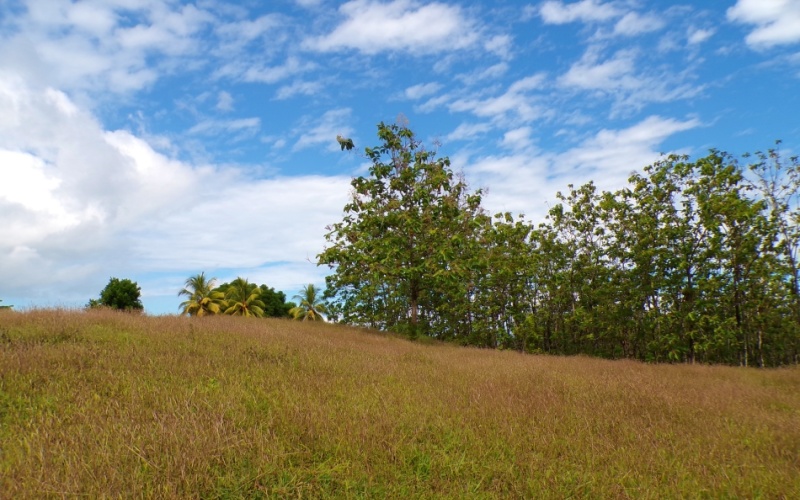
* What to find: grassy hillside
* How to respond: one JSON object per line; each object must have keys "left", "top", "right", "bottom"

{"left": 1, "top": 310, "right": 798, "bottom": 498}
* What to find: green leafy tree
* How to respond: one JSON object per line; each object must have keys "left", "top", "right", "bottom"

{"left": 178, "top": 272, "right": 226, "bottom": 316}
{"left": 222, "top": 277, "right": 265, "bottom": 317}
{"left": 90, "top": 277, "right": 143, "bottom": 312}
{"left": 0, "top": 299, "right": 12, "bottom": 310}
{"left": 259, "top": 285, "right": 295, "bottom": 317}
{"left": 289, "top": 284, "right": 328, "bottom": 321}
{"left": 319, "top": 122, "right": 486, "bottom": 338}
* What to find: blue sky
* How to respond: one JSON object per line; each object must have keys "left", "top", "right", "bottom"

{"left": 1, "top": 0, "right": 799, "bottom": 314}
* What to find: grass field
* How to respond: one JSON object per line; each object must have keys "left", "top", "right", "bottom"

{"left": 0, "top": 309, "right": 798, "bottom": 498}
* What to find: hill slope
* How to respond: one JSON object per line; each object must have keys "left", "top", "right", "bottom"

{"left": 1, "top": 310, "right": 798, "bottom": 498}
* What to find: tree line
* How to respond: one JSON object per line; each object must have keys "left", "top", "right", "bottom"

{"left": 320, "top": 123, "right": 800, "bottom": 367}
{"left": 87, "top": 275, "right": 327, "bottom": 321}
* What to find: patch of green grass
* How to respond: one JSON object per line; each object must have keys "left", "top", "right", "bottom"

{"left": 0, "top": 309, "right": 798, "bottom": 498}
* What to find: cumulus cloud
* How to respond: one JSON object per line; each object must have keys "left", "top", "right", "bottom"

{"left": 305, "top": 0, "right": 480, "bottom": 54}
{"left": 0, "top": 76, "right": 350, "bottom": 308}
{"left": 0, "top": 0, "right": 214, "bottom": 94}
{"left": 463, "top": 115, "right": 701, "bottom": 218}
{"left": 727, "top": 0, "right": 800, "bottom": 48}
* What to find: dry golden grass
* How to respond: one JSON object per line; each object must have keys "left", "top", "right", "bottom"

{"left": 1, "top": 309, "right": 798, "bottom": 498}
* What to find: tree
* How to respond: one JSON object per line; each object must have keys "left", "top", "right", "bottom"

{"left": 289, "top": 284, "right": 328, "bottom": 321}
{"left": 178, "top": 272, "right": 226, "bottom": 316}
{"left": 259, "top": 285, "right": 295, "bottom": 317}
{"left": 222, "top": 277, "right": 265, "bottom": 317}
{"left": 0, "top": 299, "right": 12, "bottom": 310}
{"left": 90, "top": 277, "right": 143, "bottom": 311}
{"left": 319, "top": 122, "right": 485, "bottom": 337}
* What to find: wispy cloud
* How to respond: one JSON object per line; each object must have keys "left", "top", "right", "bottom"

{"left": 539, "top": 0, "right": 621, "bottom": 25}
{"left": 404, "top": 82, "right": 443, "bottom": 100}
{"left": 187, "top": 117, "right": 261, "bottom": 136}
{"left": 613, "top": 12, "right": 665, "bottom": 36}
{"left": 304, "top": 0, "right": 480, "bottom": 54}
{"left": 449, "top": 74, "right": 548, "bottom": 123}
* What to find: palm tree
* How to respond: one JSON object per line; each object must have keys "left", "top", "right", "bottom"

{"left": 289, "top": 284, "right": 328, "bottom": 321}
{"left": 223, "top": 277, "right": 265, "bottom": 317}
{"left": 178, "top": 272, "right": 226, "bottom": 316}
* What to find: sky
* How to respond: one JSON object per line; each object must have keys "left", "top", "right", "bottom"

{"left": 1, "top": 0, "right": 799, "bottom": 314}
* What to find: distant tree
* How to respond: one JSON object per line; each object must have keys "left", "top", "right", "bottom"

{"left": 90, "top": 277, "right": 144, "bottom": 312}
{"left": 178, "top": 272, "right": 226, "bottom": 316}
{"left": 289, "top": 284, "right": 328, "bottom": 321}
{"left": 0, "top": 299, "right": 12, "bottom": 310}
{"left": 258, "top": 285, "right": 294, "bottom": 317}
{"left": 222, "top": 277, "right": 265, "bottom": 317}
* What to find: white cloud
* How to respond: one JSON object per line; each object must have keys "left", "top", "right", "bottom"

{"left": 276, "top": 80, "right": 324, "bottom": 100}
{"left": 216, "top": 91, "right": 234, "bottom": 111}
{"left": 539, "top": 0, "right": 621, "bottom": 24}
{"left": 305, "top": 0, "right": 480, "bottom": 54}
{"left": 456, "top": 62, "right": 510, "bottom": 85}
{"left": 232, "top": 56, "right": 316, "bottom": 84}
{"left": 485, "top": 34, "right": 513, "bottom": 59}
{"left": 463, "top": 115, "right": 701, "bottom": 218}
{"left": 450, "top": 74, "right": 547, "bottom": 123}
{"left": 0, "top": 76, "right": 350, "bottom": 309}
{"left": 187, "top": 117, "right": 261, "bottom": 136}
{"left": 558, "top": 48, "right": 703, "bottom": 115}
{"left": 0, "top": 0, "right": 214, "bottom": 94}
{"left": 560, "top": 49, "right": 638, "bottom": 90}
{"left": 500, "top": 127, "right": 535, "bottom": 151}
{"left": 687, "top": 27, "right": 715, "bottom": 45}
{"left": 404, "top": 82, "right": 443, "bottom": 100}
{"left": 445, "top": 122, "right": 493, "bottom": 142}
{"left": 613, "top": 12, "right": 665, "bottom": 36}
{"left": 727, "top": 0, "right": 800, "bottom": 48}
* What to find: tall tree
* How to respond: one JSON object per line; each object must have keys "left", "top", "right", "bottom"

{"left": 222, "top": 277, "right": 265, "bottom": 317}
{"left": 319, "top": 122, "right": 485, "bottom": 338}
{"left": 178, "top": 272, "right": 226, "bottom": 316}
{"left": 289, "top": 284, "right": 328, "bottom": 321}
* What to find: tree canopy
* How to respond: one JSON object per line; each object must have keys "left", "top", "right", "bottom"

{"left": 289, "top": 284, "right": 328, "bottom": 321}
{"left": 178, "top": 272, "right": 226, "bottom": 316}
{"left": 321, "top": 125, "right": 800, "bottom": 366}
{"left": 89, "top": 277, "right": 143, "bottom": 312}
{"left": 319, "top": 122, "right": 487, "bottom": 337}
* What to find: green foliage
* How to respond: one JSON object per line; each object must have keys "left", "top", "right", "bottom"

{"left": 258, "top": 285, "right": 295, "bottom": 318}
{"left": 89, "top": 277, "right": 143, "bottom": 312}
{"left": 0, "top": 299, "right": 12, "bottom": 310}
{"left": 321, "top": 128, "right": 800, "bottom": 366}
{"left": 319, "top": 122, "right": 487, "bottom": 338}
{"left": 178, "top": 272, "right": 226, "bottom": 316}
{"left": 220, "top": 277, "right": 266, "bottom": 318}
{"left": 288, "top": 284, "right": 328, "bottom": 321}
